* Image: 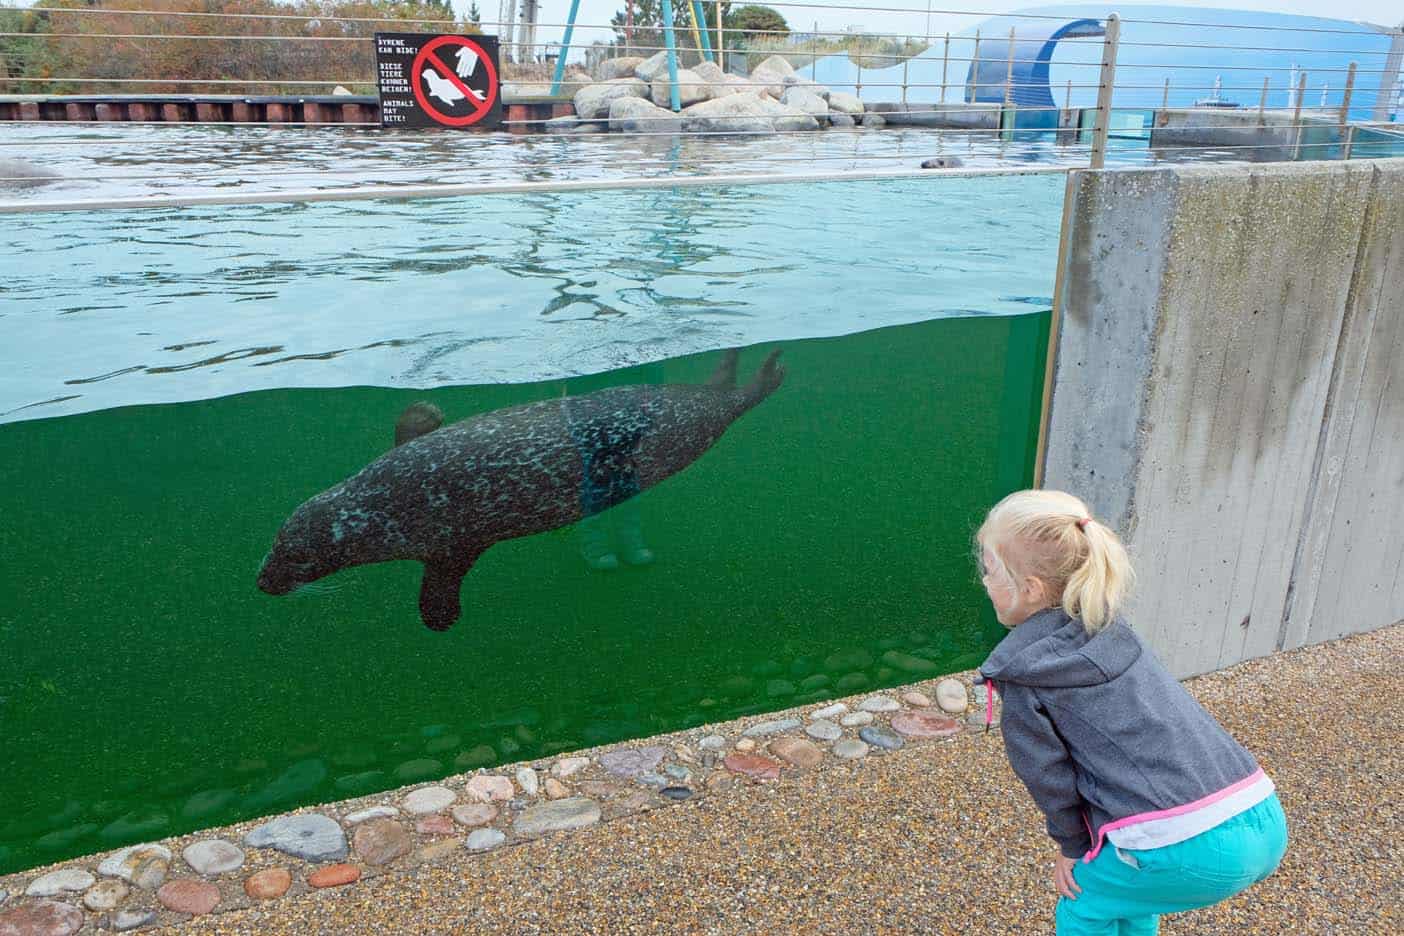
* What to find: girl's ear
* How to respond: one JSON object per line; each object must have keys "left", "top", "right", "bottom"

{"left": 1022, "top": 574, "right": 1051, "bottom": 605}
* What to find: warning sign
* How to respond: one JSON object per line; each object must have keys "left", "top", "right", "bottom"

{"left": 374, "top": 32, "right": 502, "bottom": 129}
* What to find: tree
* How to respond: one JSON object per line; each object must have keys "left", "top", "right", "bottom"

{"left": 723, "top": 4, "right": 788, "bottom": 46}
{"left": 468, "top": 1, "right": 481, "bottom": 24}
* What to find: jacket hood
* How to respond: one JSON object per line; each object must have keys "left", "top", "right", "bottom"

{"left": 979, "top": 607, "right": 1142, "bottom": 688}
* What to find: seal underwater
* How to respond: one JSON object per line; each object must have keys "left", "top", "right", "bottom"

{"left": 257, "top": 348, "right": 785, "bottom": 631}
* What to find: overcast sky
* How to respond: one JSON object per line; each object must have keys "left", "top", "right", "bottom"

{"left": 479, "top": 1, "right": 1404, "bottom": 50}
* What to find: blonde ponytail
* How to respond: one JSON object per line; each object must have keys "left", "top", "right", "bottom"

{"left": 976, "top": 490, "right": 1135, "bottom": 634}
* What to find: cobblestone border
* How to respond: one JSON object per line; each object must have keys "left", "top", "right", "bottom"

{"left": 0, "top": 671, "right": 998, "bottom": 934}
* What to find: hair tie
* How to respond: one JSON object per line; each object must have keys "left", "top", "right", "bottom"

{"left": 1076, "top": 517, "right": 1091, "bottom": 531}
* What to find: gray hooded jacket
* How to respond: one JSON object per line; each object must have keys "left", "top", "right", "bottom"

{"left": 977, "top": 607, "right": 1262, "bottom": 859}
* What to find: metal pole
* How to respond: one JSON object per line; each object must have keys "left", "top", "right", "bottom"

{"left": 856, "top": 60, "right": 863, "bottom": 100}
{"left": 1291, "top": 69, "right": 1306, "bottom": 159}
{"left": 715, "top": 0, "right": 723, "bottom": 72}
{"left": 1339, "top": 61, "right": 1356, "bottom": 130}
{"left": 1257, "top": 76, "right": 1269, "bottom": 124}
{"left": 970, "top": 29, "right": 981, "bottom": 100}
{"left": 1342, "top": 125, "right": 1355, "bottom": 160}
{"left": 549, "top": 0, "right": 581, "bottom": 95}
{"left": 1065, "top": 79, "right": 1072, "bottom": 110}
{"left": 903, "top": 55, "right": 910, "bottom": 107}
{"left": 1161, "top": 76, "right": 1169, "bottom": 110}
{"left": 1089, "top": 12, "right": 1120, "bottom": 170}
{"left": 661, "top": 0, "right": 681, "bottom": 111}
{"left": 940, "top": 33, "right": 949, "bottom": 103}
{"left": 695, "top": 1, "right": 714, "bottom": 62}
{"left": 625, "top": 0, "right": 633, "bottom": 56}
{"left": 688, "top": 1, "right": 706, "bottom": 62}
{"left": 1004, "top": 27, "right": 1016, "bottom": 106}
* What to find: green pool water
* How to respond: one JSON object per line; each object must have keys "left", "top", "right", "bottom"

{"left": 0, "top": 310, "right": 1047, "bottom": 875}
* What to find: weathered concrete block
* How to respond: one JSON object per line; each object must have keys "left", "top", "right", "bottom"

{"left": 1043, "top": 159, "right": 1404, "bottom": 678}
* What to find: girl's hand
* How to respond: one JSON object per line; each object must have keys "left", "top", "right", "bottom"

{"left": 1054, "top": 854, "right": 1083, "bottom": 900}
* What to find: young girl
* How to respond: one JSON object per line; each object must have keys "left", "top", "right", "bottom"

{"left": 975, "top": 489, "right": 1288, "bottom": 935}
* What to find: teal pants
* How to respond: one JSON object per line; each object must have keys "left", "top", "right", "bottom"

{"left": 1056, "top": 794, "right": 1288, "bottom": 935}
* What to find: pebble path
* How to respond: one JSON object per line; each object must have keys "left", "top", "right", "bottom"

{"left": 0, "top": 623, "right": 1398, "bottom": 934}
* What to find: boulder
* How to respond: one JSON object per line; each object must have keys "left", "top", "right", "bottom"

{"left": 651, "top": 67, "right": 711, "bottom": 108}
{"left": 783, "top": 74, "right": 831, "bottom": 101}
{"left": 750, "top": 55, "right": 797, "bottom": 98}
{"left": 829, "top": 113, "right": 856, "bottom": 128}
{"left": 692, "top": 61, "right": 726, "bottom": 83}
{"left": 861, "top": 112, "right": 887, "bottom": 129}
{"left": 681, "top": 92, "right": 775, "bottom": 134}
{"left": 573, "top": 78, "right": 648, "bottom": 120}
{"left": 753, "top": 94, "right": 822, "bottom": 132}
{"left": 781, "top": 86, "right": 828, "bottom": 117}
{"left": 543, "top": 115, "right": 579, "bottom": 134}
{"left": 827, "top": 91, "right": 864, "bottom": 115}
{"left": 634, "top": 51, "right": 671, "bottom": 82}
{"left": 609, "top": 97, "right": 683, "bottom": 134}
{"left": 596, "top": 56, "right": 645, "bottom": 81}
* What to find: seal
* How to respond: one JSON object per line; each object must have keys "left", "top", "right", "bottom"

{"left": 257, "top": 348, "right": 784, "bottom": 631}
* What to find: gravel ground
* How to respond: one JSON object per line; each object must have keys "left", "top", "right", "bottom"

{"left": 154, "top": 622, "right": 1402, "bottom": 936}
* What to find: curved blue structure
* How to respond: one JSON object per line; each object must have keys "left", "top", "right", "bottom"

{"left": 964, "top": 18, "right": 1106, "bottom": 110}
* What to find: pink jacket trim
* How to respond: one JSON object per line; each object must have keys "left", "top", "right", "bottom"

{"left": 1082, "top": 767, "right": 1267, "bottom": 863}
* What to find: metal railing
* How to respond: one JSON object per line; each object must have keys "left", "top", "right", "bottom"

{"left": 1, "top": 3, "right": 1400, "bottom": 212}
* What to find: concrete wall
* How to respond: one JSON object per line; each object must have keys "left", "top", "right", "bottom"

{"left": 1043, "top": 158, "right": 1404, "bottom": 678}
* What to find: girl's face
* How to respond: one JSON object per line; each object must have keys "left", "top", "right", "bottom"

{"left": 980, "top": 542, "right": 1048, "bottom": 629}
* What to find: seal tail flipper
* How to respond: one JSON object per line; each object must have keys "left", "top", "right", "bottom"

{"left": 417, "top": 552, "right": 481, "bottom": 631}
{"left": 707, "top": 349, "right": 740, "bottom": 388}
{"left": 395, "top": 401, "right": 445, "bottom": 448}
{"left": 741, "top": 348, "right": 785, "bottom": 407}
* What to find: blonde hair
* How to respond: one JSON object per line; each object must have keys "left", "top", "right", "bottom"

{"left": 976, "top": 489, "right": 1135, "bottom": 634}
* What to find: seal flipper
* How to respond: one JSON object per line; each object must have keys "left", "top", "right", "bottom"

{"left": 417, "top": 552, "right": 481, "bottom": 631}
{"left": 707, "top": 349, "right": 739, "bottom": 388}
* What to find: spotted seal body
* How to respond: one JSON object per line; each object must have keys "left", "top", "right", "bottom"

{"left": 257, "top": 349, "right": 784, "bottom": 631}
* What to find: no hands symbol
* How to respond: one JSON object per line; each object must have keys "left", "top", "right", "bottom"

{"left": 411, "top": 35, "right": 499, "bottom": 127}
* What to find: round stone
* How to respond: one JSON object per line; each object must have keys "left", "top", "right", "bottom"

{"left": 0, "top": 899, "right": 83, "bottom": 936}
{"left": 859, "top": 726, "right": 905, "bottom": 750}
{"left": 515, "top": 768, "right": 539, "bottom": 796}
{"left": 352, "top": 818, "right": 412, "bottom": 866}
{"left": 243, "top": 867, "right": 291, "bottom": 900}
{"left": 452, "top": 804, "right": 499, "bottom": 827}
{"left": 128, "top": 856, "right": 168, "bottom": 891}
{"left": 412, "top": 840, "right": 461, "bottom": 864}
{"left": 182, "top": 839, "right": 245, "bottom": 875}
{"left": 552, "top": 757, "right": 589, "bottom": 777}
{"left": 514, "top": 797, "right": 602, "bottom": 836}
{"left": 891, "top": 711, "right": 964, "bottom": 739}
{"left": 769, "top": 737, "right": 824, "bottom": 769}
{"left": 811, "top": 702, "right": 848, "bottom": 720}
{"left": 723, "top": 752, "right": 783, "bottom": 781}
{"left": 82, "top": 878, "right": 129, "bottom": 911}
{"left": 902, "top": 690, "right": 934, "bottom": 708}
{"left": 660, "top": 786, "right": 693, "bottom": 801}
{"left": 840, "top": 711, "right": 875, "bottom": 727}
{"left": 832, "top": 739, "right": 870, "bottom": 760}
{"left": 244, "top": 813, "right": 347, "bottom": 862}
{"left": 634, "top": 772, "right": 669, "bottom": 788}
{"left": 599, "top": 746, "right": 666, "bottom": 779}
{"left": 402, "top": 786, "right": 456, "bottom": 815}
{"left": 805, "top": 719, "right": 842, "bottom": 741}
{"left": 465, "top": 828, "right": 506, "bottom": 851}
{"left": 25, "top": 868, "right": 95, "bottom": 897}
{"left": 858, "top": 695, "right": 901, "bottom": 713}
{"left": 734, "top": 738, "right": 757, "bottom": 752}
{"left": 936, "top": 678, "right": 970, "bottom": 714}
{"left": 972, "top": 683, "right": 991, "bottom": 704}
{"left": 345, "top": 805, "right": 397, "bottom": 825}
{"left": 466, "top": 775, "right": 514, "bottom": 803}
{"left": 696, "top": 735, "right": 727, "bottom": 751}
{"left": 98, "top": 844, "right": 173, "bottom": 882}
{"left": 416, "top": 815, "right": 455, "bottom": 836}
{"left": 543, "top": 778, "right": 570, "bottom": 799}
{"left": 393, "top": 758, "right": 443, "bottom": 783}
{"left": 111, "top": 909, "right": 157, "bottom": 931}
{"left": 308, "top": 863, "right": 361, "bottom": 888}
{"left": 157, "top": 878, "right": 220, "bottom": 915}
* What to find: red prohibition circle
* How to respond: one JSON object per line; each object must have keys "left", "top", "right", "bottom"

{"left": 411, "top": 35, "right": 499, "bottom": 127}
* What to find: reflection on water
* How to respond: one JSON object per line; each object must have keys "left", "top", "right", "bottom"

{"left": 2, "top": 174, "right": 1062, "bottom": 423}
{"left": 0, "top": 312, "right": 1047, "bottom": 874}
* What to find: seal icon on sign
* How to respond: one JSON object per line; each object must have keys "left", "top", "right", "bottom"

{"left": 411, "top": 35, "right": 500, "bottom": 127}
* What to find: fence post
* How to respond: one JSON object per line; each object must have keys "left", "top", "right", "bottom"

{"left": 1161, "top": 77, "right": 1169, "bottom": 110}
{"left": 1339, "top": 61, "right": 1356, "bottom": 138}
{"left": 971, "top": 29, "right": 981, "bottom": 99}
{"left": 940, "top": 33, "right": 950, "bottom": 103}
{"left": 856, "top": 60, "right": 863, "bottom": 99}
{"left": 716, "top": 0, "right": 724, "bottom": 71}
{"left": 1291, "top": 70, "right": 1307, "bottom": 159}
{"left": 1257, "top": 76, "right": 1269, "bottom": 124}
{"left": 1089, "top": 12, "right": 1120, "bottom": 170}
{"left": 903, "top": 55, "right": 910, "bottom": 107}
{"left": 1004, "top": 27, "right": 1016, "bottom": 105}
